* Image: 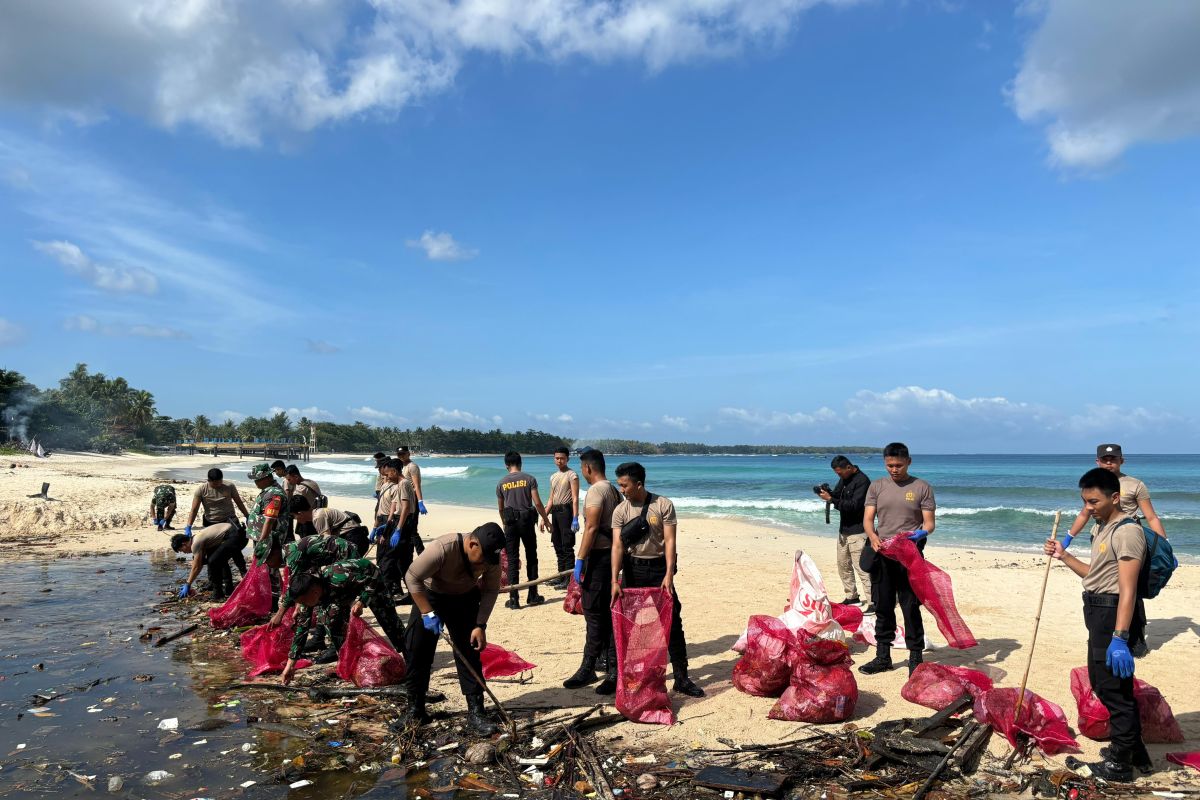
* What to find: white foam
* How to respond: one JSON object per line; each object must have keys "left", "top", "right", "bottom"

{"left": 671, "top": 496, "right": 829, "bottom": 513}
{"left": 420, "top": 466, "right": 470, "bottom": 478}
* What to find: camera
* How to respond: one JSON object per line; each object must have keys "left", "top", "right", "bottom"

{"left": 811, "top": 483, "right": 832, "bottom": 496}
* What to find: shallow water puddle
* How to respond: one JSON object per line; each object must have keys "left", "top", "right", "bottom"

{"left": 0, "top": 554, "right": 399, "bottom": 799}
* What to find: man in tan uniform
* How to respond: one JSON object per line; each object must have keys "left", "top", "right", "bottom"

{"left": 397, "top": 446, "right": 426, "bottom": 554}
{"left": 185, "top": 468, "right": 250, "bottom": 529}
{"left": 547, "top": 446, "right": 581, "bottom": 589}
{"left": 1063, "top": 444, "right": 1167, "bottom": 658}
{"left": 372, "top": 458, "right": 415, "bottom": 595}
{"left": 284, "top": 465, "right": 323, "bottom": 508}
{"left": 610, "top": 461, "right": 704, "bottom": 698}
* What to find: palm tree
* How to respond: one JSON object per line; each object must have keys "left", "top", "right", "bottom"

{"left": 194, "top": 414, "right": 211, "bottom": 441}
{"left": 128, "top": 390, "right": 156, "bottom": 429}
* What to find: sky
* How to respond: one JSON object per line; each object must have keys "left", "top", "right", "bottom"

{"left": 1, "top": 0, "right": 1199, "bottom": 453}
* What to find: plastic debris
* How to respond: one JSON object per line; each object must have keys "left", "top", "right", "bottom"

{"left": 107, "top": 776, "right": 124, "bottom": 793}
{"left": 157, "top": 717, "right": 179, "bottom": 731}
{"left": 143, "top": 770, "right": 174, "bottom": 784}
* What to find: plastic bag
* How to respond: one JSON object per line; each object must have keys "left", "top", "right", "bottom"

{"left": 239, "top": 607, "right": 312, "bottom": 677}
{"left": 769, "top": 664, "right": 858, "bottom": 723}
{"left": 336, "top": 616, "right": 406, "bottom": 688}
{"left": 733, "top": 615, "right": 797, "bottom": 697}
{"left": 1069, "top": 666, "right": 1183, "bottom": 743}
{"left": 208, "top": 562, "right": 272, "bottom": 629}
{"left": 612, "top": 587, "right": 674, "bottom": 725}
{"left": 851, "top": 614, "right": 906, "bottom": 648}
{"left": 563, "top": 576, "right": 584, "bottom": 615}
{"left": 480, "top": 643, "right": 536, "bottom": 679}
{"left": 902, "top": 663, "right": 994, "bottom": 710}
{"left": 733, "top": 551, "right": 844, "bottom": 652}
{"left": 973, "top": 688, "right": 1079, "bottom": 755}
{"left": 829, "top": 602, "right": 863, "bottom": 634}
{"left": 1166, "top": 752, "right": 1200, "bottom": 771}
{"left": 877, "top": 534, "right": 976, "bottom": 649}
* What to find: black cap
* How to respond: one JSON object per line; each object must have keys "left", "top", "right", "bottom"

{"left": 1097, "top": 443, "right": 1123, "bottom": 458}
{"left": 471, "top": 522, "right": 506, "bottom": 564}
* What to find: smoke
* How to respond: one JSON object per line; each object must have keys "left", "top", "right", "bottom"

{"left": 1, "top": 386, "right": 41, "bottom": 443}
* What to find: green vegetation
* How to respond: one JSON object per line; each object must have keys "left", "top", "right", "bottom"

{"left": 1, "top": 363, "right": 880, "bottom": 456}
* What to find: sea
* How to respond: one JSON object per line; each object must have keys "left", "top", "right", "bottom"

{"left": 165, "top": 453, "right": 1200, "bottom": 561}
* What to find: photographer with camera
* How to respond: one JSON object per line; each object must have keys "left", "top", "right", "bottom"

{"left": 817, "top": 455, "right": 873, "bottom": 610}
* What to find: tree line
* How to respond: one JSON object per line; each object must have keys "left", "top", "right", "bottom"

{"left": 0, "top": 364, "right": 879, "bottom": 456}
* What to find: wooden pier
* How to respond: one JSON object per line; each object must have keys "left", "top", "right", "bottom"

{"left": 173, "top": 441, "right": 312, "bottom": 461}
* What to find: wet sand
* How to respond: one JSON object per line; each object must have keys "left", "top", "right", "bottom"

{"left": 2, "top": 452, "right": 1199, "bottom": 783}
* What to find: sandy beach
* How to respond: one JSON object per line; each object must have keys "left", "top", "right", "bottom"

{"left": 2, "top": 452, "right": 1198, "bottom": 779}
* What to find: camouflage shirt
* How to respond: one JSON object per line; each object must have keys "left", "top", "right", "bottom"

{"left": 153, "top": 485, "right": 177, "bottom": 506}
{"left": 249, "top": 483, "right": 290, "bottom": 561}
{"left": 288, "top": 558, "right": 386, "bottom": 660}
{"left": 279, "top": 536, "right": 356, "bottom": 610}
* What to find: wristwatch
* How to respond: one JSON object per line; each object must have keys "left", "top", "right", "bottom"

{"left": 475, "top": 623, "right": 487, "bottom": 630}
{"left": 422, "top": 611, "right": 437, "bottom": 621}
{"left": 1113, "top": 630, "right": 1129, "bottom": 640}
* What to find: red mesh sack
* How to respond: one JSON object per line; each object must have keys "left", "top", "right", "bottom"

{"left": 1069, "top": 666, "right": 1183, "bottom": 743}
{"left": 973, "top": 688, "right": 1080, "bottom": 755}
{"left": 480, "top": 643, "right": 536, "bottom": 679}
{"left": 878, "top": 534, "right": 976, "bottom": 649}
{"left": 769, "top": 664, "right": 858, "bottom": 723}
{"left": 902, "top": 663, "right": 994, "bottom": 710}
{"left": 794, "top": 630, "right": 854, "bottom": 667}
{"left": 563, "top": 576, "right": 584, "bottom": 615}
{"left": 336, "top": 616, "right": 406, "bottom": 687}
{"left": 208, "top": 562, "right": 273, "bottom": 629}
{"left": 733, "top": 615, "right": 797, "bottom": 697}
{"left": 239, "top": 607, "right": 312, "bottom": 677}
{"left": 499, "top": 551, "right": 520, "bottom": 588}
{"left": 1167, "top": 752, "right": 1200, "bottom": 771}
{"left": 612, "top": 587, "right": 674, "bottom": 725}
{"left": 830, "top": 603, "right": 863, "bottom": 634}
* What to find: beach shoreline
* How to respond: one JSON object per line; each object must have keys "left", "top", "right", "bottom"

{"left": 2, "top": 451, "right": 1198, "bottom": 779}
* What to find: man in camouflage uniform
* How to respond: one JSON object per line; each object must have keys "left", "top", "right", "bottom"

{"left": 265, "top": 534, "right": 357, "bottom": 663}
{"left": 280, "top": 558, "right": 407, "bottom": 685}
{"left": 246, "top": 463, "right": 291, "bottom": 609}
{"left": 150, "top": 484, "right": 177, "bottom": 531}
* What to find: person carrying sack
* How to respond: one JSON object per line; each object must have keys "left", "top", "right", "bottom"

{"left": 609, "top": 461, "right": 704, "bottom": 698}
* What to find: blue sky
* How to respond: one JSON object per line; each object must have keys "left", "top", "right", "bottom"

{"left": 1, "top": 0, "right": 1198, "bottom": 452}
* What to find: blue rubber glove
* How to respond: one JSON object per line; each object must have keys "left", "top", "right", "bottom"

{"left": 908, "top": 529, "right": 928, "bottom": 542}
{"left": 418, "top": 501, "right": 428, "bottom": 515}
{"left": 1107, "top": 636, "right": 1135, "bottom": 678}
{"left": 369, "top": 524, "right": 386, "bottom": 543}
{"left": 184, "top": 525, "right": 193, "bottom": 538}
{"left": 1061, "top": 534, "right": 1074, "bottom": 549}
{"left": 389, "top": 530, "right": 401, "bottom": 549}
{"left": 178, "top": 583, "right": 191, "bottom": 598}
{"left": 573, "top": 559, "right": 585, "bottom": 583}
{"left": 155, "top": 518, "right": 164, "bottom": 527}
{"left": 421, "top": 611, "right": 444, "bottom": 636}
{"left": 571, "top": 516, "right": 580, "bottom": 533}
{"left": 374, "top": 491, "right": 380, "bottom": 499}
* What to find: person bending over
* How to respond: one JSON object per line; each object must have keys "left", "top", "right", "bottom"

{"left": 171, "top": 523, "right": 241, "bottom": 600}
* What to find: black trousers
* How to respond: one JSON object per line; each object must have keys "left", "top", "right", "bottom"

{"left": 207, "top": 522, "right": 249, "bottom": 579}
{"left": 405, "top": 588, "right": 486, "bottom": 698}
{"left": 622, "top": 556, "right": 689, "bottom": 677}
{"left": 323, "top": 587, "right": 407, "bottom": 654}
{"left": 375, "top": 515, "right": 415, "bottom": 595}
{"left": 504, "top": 510, "right": 539, "bottom": 598}
{"left": 1083, "top": 593, "right": 1145, "bottom": 765}
{"left": 550, "top": 504, "right": 576, "bottom": 574}
{"left": 1130, "top": 597, "right": 1147, "bottom": 650}
{"left": 874, "top": 538, "right": 926, "bottom": 652}
{"left": 342, "top": 525, "right": 370, "bottom": 558}
{"left": 582, "top": 548, "right": 615, "bottom": 664}
{"left": 206, "top": 535, "right": 243, "bottom": 595}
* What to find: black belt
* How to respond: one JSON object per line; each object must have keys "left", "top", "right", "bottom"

{"left": 1083, "top": 591, "right": 1120, "bottom": 607}
{"left": 551, "top": 503, "right": 571, "bottom": 513}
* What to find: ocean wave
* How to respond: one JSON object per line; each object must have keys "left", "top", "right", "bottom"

{"left": 307, "top": 461, "right": 375, "bottom": 473}
{"left": 672, "top": 497, "right": 829, "bottom": 513}
{"left": 421, "top": 466, "right": 470, "bottom": 478}
{"left": 937, "top": 506, "right": 1059, "bottom": 517}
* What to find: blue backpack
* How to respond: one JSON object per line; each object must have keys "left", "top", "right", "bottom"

{"left": 1123, "top": 517, "right": 1178, "bottom": 599}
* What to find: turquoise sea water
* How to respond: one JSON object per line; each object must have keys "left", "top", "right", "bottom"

{"left": 169, "top": 454, "right": 1200, "bottom": 560}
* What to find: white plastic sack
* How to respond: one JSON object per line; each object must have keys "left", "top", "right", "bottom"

{"left": 733, "top": 550, "right": 845, "bottom": 652}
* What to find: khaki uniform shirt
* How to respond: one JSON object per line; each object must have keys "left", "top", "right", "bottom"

{"left": 612, "top": 494, "right": 677, "bottom": 559}
{"left": 405, "top": 533, "right": 501, "bottom": 624}
{"left": 291, "top": 478, "right": 322, "bottom": 505}
{"left": 374, "top": 471, "right": 387, "bottom": 493}
{"left": 313, "top": 508, "right": 358, "bottom": 538}
{"left": 549, "top": 469, "right": 578, "bottom": 507}
{"left": 584, "top": 479, "right": 621, "bottom": 550}
{"left": 191, "top": 522, "right": 234, "bottom": 562}
{"left": 397, "top": 478, "right": 417, "bottom": 523}
{"left": 1118, "top": 474, "right": 1150, "bottom": 518}
{"left": 193, "top": 481, "right": 239, "bottom": 523}
{"left": 865, "top": 476, "right": 935, "bottom": 538}
{"left": 1082, "top": 516, "right": 1147, "bottom": 594}
{"left": 376, "top": 482, "right": 399, "bottom": 521}
{"left": 402, "top": 461, "right": 421, "bottom": 492}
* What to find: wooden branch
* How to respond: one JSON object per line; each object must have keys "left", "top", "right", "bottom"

{"left": 153, "top": 623, "right": 198, "bottom": 647}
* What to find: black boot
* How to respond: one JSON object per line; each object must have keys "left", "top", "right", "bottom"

{"left": 859, "top": 646, "right": 893, "bottom": 675}
{"left": 563, "top": 657, "right": 598, "bottom": 689}
{"left": 1066, "top": 755, "right": 1133, "bottom": 782}
{"left": 1100, "top": 746, "right": 1153, "bottom": 775}
{"left": 314, "top": 647, "right": 338, "bottom": 665}
{"left": 907, "top": 650, "right": 923, "bottom": 676}
{"left": 466, "top": 693, "right": 498, "bottom": 736}
{"left": 526, "top": 588, "right": 545, "bottom": 606}
{"left": 672, "top": 671, "right": 705, "bottom": 697}
{"left": 504, "top": 593, "right": 521, "bottom": 610}
{"left": 391, "top": 692, "right": 431, "bottom": 731}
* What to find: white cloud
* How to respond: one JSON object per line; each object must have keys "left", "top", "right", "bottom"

{"left": 0, "top": 0, "right": 862, "bottom": 147}
{"left": 267, "top": 405, "right": 335, "bottom": 421}
{"left": 406, "top": 230, "right": 479, "bottom": 262}
{"left": 661, "top": 414, "right": 689, "bottom": 430}
{"left": 350, "top": 406, "right": 409, "bottom": 424}
{"left": 530, "top": 412, "right": 575, "bottom": 425}
{"left": 719, "top": 406, "right": 838, "bottom": 428}
{"left": 556, "top": 413, "right": 574, "bottom": 423}
{"left": 430, "top": 406, "right": 502, "bottom": 428}
{"left": 34, "top": 239, "right": 158, "bottom": 294}
{"left": 306, "top": 339, "right": 339, "bottom": 354}
{"left": 0, "top": 317, "right": 24, "bottom": 346}
{"left": 1010, "top": 1, "right": 1200, "bottom": 169}
{"left": 218, "top": 410, "right": 247, "bottom": 425}
{"left": 63, "top": 314, "right": 188, "bottom": 339}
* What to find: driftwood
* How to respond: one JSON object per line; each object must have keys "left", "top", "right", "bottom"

{"left": 153, "top": 623, "right": 198, "bottom": 647}
{"left": 441, "top": 630, "right": 516, "bottom": 738}
{"left": 912, "top": 719, "right": 982, "bottom": 800}
{"left": 395, "top": 569, "right": 572, "bottom": 605}
{"left": 573, "top": 731, "right": 617, "bottom": 800}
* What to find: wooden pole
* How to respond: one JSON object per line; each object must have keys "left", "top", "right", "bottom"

{"left": 1013, "top": 510, "right": 1062, "bottom": 720}
{"left": 394, "top": 569, "right": 571, "bottom": 607}
{"left": 440, "top": 630, "right": 517, "bottom": 738}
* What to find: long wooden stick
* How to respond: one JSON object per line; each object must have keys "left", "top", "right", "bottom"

{"left": 394, "top": 569, "right": 570, "bottom": 606}
{"left": 440, "top": 631, "right": 517, "bottom": 738}
{"left": 1013, "top": 510, "right": 1062, "bottom": 720}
